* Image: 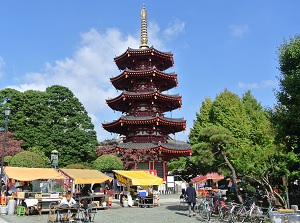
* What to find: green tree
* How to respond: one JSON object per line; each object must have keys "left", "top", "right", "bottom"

{"left": 43, "top": 85, "right": 98, "bottom": 166}
{"left": 273, "top": 35, "right": 300, "bottom": 153}
{"left": 10, "top": 151, "right": 46, "bottom": 168}
{"left": 92, "top": 154, "right": 123, "bottom": 172}
{"left": 0, "top": 85, "right": 98, "bottom": 166}
{"left": 189, "top": 89, "right": 277, "bottom": 200}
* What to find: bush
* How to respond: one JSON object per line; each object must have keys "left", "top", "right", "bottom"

{"left": 92, "top": 154, "right": 123, "bottom": 172}
{"left": 10, "top": 151, "right": 46, "bottom": 168}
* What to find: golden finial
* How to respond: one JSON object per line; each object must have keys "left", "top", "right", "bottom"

{"left": 140, "top": 4, "right": 149, "bottom": 49}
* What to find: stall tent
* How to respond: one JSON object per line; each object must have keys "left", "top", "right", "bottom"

{"left": 58, "top": 169, "right": 112, "bottom": 192}
{"left": 113, "top": 170, "right": 163, "bottom": 186}
{"left": 190, "top": 172, "right": 224, "bottom": 184}
{"left": 4, "top": 167, "right": 64, "bottom": 181}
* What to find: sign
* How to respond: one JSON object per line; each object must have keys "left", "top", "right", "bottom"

{"left": 167, "top": 175, "right": 175, "bottom": 188}
{"left": 144, "top": 169, "right": 157, "bottom": 176}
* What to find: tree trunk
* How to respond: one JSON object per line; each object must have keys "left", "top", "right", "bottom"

{"left": 220, "top": 148, "right": 243, "bottom": 203}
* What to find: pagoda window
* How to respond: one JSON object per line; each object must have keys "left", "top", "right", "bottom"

{"left": 135, "top": 60, "right": 152, "bottom": 71}
{"left": 138, "top": 162, "right": 149, "bottom": 170}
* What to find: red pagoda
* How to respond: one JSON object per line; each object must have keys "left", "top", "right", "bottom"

{"left": 102, "top": 5, "right": 191, "bottom": 180}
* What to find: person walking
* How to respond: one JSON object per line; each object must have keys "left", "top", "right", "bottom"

{"left": 185, "top": 182, "right": 197, "bottom": 217}
{"left": 181, "top": 180, "right": 187, "bottom": 195}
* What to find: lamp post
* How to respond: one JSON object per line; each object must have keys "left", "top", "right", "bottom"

{"left": 0, "top": 107, "right": 11, "bottom": 197}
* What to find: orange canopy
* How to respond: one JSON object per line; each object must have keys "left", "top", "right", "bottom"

{"left": 191, "top": 172, "right": 224, "bottom": 184}
{"left": 4, "top": 167, "right": 64, "bottom": 181}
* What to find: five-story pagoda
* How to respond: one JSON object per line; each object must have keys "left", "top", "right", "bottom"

{"left": 102, "top": 5, "right": 191, "bottom": 180}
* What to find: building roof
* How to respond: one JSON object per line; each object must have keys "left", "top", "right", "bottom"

{"left": 106, "top": 91, "right": 181, "bottom": 113}
{"left": 110, "top": 68, "right": 177, "bottom": 91}
{"left": 114, "top": 46, "right": 174, "bottom": 71}
{"left": 103, "top": 115, "right": 186, "bottom": 135}
{"left": 116, "top": 138, "right": 191, "bottom": 152}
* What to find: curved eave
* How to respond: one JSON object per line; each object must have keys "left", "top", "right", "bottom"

{"left": 111, "top": 68, "right": 177, "bottom": 82}
{"left": 114, "top": 47, "right": 174, "bottom": 70}
{"left": 106, "top": 91, "right": 181, "bottom": 112}
{"left": 106, "top": 91, "right": 181, "bottom": 104}
{"left": 110, "top": 69, "right": 178, "bottom": 91}
{"left": 115, "top": 141, "right": 192, "bottom": 154}
{"left": 102, "top": 116, "right": 186, "bottom": 135}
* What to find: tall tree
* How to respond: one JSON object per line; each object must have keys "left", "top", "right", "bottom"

{"left": 44, "top": 85, "right": 98, "bottom": 166}
{"left": 189, "top": 89, "right": 277, "bottom": 200}
{"left": 273, "top": 35, "right": 300, "bottom": 153}
{"left": 0, "top": 85, "right": 98, "bottom": 166}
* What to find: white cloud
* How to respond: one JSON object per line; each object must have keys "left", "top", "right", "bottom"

{"left": 238, "top": 82, "right": 258, "bottom": 89}
{"left": 238, "top": 79, "right": 275, "bottom": 89}
{"left": 7, "top": 21, "right": 185, "bottom": 142}
{"left": 229, "top": 25, "right": 249, "bottom": 38}
{"left": 163, "top": 19, "right": 185, "bottom": 39}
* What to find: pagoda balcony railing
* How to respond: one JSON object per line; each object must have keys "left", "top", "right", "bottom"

{"left": 129, "top": 136, "right": 166, "bottom": 143}
{"left": 135, "top": 111, "right": 161, "bottom": 116}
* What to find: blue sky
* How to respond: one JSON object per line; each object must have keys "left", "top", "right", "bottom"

{"left": 0, "top": 1, "right": 299, "bottom": 142}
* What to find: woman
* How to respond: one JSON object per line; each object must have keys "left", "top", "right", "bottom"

{"left": 59, "top": 192, "right": 77, "bottom": 221}
{"left": 60, "top": 192, "right": 77, "bottom": 207}
{"left": 185, "top": 182, "right": 197, "bottom": 217}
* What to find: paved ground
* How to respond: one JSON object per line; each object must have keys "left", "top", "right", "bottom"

{"left": 0, "top": 193, "right": 224, "bottom": 223}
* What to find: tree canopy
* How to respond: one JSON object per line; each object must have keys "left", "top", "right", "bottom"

{"left": 92, "top": 154, "right": 123, "bottom": 172}
{"left": 0, "top": 85, "right": 98, "bottom": 166}
{"left": 273, "top": 34, "right": 300, "bottom": 153}
{"left": 189, "top": 89, "right": 277, "bottom": 198}
{"left": 9, "top": 151, "right": 46, "bottom": 168}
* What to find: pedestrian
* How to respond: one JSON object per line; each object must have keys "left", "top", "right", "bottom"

{"left": 181, "top": 180, "right": 187, "bottom": 195}
{"left": 185, "top": 182, "right": 196, "bottom": 217}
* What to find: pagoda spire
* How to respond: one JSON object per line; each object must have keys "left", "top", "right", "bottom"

{"left": 139, "top": 4, "right": 149, "bottom": 49}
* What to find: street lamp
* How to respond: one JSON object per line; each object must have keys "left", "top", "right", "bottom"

{"left": 0, "top": 107, "right": 11, "bottom": 197}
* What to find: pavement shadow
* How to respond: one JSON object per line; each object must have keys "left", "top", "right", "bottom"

{"left": 166, "top": 204, "right": 180, "bottom": 211}
{"left": 174, "top": 212, "right": 189, "bottom": 217}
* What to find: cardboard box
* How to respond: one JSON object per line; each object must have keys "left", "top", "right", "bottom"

{"left": 34, "top": 193, "right": 42, "bottom": 199}
{"left": 17, "top": 192, "right": 25, "bottom": 199}
{"left": 105, "top": 196, "right": 112, "bottom": 202}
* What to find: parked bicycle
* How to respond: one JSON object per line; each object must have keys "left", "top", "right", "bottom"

{"left": 230, "top": 193, "right": 264, "bottom": 223}
{"left": 197, "top": 196, "right": 213, "bottom": 221}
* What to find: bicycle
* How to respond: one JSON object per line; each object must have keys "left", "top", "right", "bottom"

{"left": 197, "top": 196, "right": 212, "bottom": 221}
{"left": 230, "top": 193, "right": 272, "bottom": 223}
{"left": 209, "top": 193, "right": 232, "bottom": 221}
{"left": 230, "top": 194, "right": 258, "bottom": 223}
{"left": 218, "top": 199, "right": 233, "bottom": 222}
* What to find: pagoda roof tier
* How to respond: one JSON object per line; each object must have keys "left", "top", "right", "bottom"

{"left": 102, "top": 115, "right": 186, "bottom": 135}
{"left": 106, "top": 90, "right": 182, "bottom": 113}
{"left": 114, "top": 46, "right": 174, "bottom": 71}
{"left": 115, "top": 139, "right": 191, "bottom": 155}
{"left": 110, "top": 68, "right": 177, "bottom": 91}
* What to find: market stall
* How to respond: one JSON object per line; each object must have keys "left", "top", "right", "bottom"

{"left": 58, "top": 169, "right": 113, "bottom": 208}
{"left": 3, "top": 167, "right": 65, "bottom": 214}
{"left": 191, "top": 172, "right": 224, "bottom": 196}
{"left": 113, "top": 170, "right": 163, "bottom": 207}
